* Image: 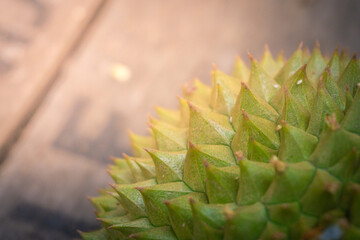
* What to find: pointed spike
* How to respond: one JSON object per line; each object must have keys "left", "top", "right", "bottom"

{"left": 189, "top": 101, "right": 235, "bottom": 145}
{"left": 233, "top": 56, "right": 250, "bottom": 83}
{"left": 278, "top": 123, "right": 318, "bottom": 163}
{"left": 274, "top": 44, "right": 304, "bottom": 84}
{"left": 249, "top": 55, "right": 279, "bottom": 101}
{"left": 300, "top": 169, "right": 342, "bottom": 216}
{"left": 307, "top": 78, "right": 344, "bottom": 136}
{"left": 232, "top": 80, "right": 279, "bottom": 130}
{"left": 184, "top": 144, "right": 236, "bottom": 192}
{"left": 338, "top": 54, "right": 360, "bottom": 96}
{"left": 232, "top": 111, "right": 280, "bottom": 159}
{"left": 237, "top": 159, "right": 275, "bottom": 205}
{"left": 263, "top": 161, "right": 315, "bottom": 204}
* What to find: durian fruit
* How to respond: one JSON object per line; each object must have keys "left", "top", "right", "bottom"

{"left": 80, "top": 43, "right": 360, "bottom": 240}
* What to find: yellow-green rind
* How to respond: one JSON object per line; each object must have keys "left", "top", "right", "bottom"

{"left": 83, "top": 44, "right": 360, "bottom": 240}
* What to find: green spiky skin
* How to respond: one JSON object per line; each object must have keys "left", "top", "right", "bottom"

{"left": 81, "top": 43, "right": 360, "bottom": 240}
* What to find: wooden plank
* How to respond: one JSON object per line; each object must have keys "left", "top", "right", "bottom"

{"left": 0, "top": 0, "right": 104, "bottom": 163}
{"left": 0, "top": 0, "right": 360, "bottom": 239}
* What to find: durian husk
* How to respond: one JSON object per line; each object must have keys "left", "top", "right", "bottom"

{"left": 81, "top": 43, "right": 360, "bottom": 240}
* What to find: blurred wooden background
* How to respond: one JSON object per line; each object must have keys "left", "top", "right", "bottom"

{"left": 0, "top": 0, "right": 359, "bottom": 239}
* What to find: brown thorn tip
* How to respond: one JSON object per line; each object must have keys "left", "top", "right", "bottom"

{"left": 129, "top": 233, "right": 138, "bottom": 238}
{"left": 147, "top": 114, "right": 154, "bottom": 121}
{"left": 272, "top": 232, "right": 286, "bottom": 240}
{"left": 203, "top": 159, "right": 210, "bottom": 168}
{"left": 109, "top": 183, "right": 116, "bottom": 188}
{"left": 264, "top": 44, "right": 269, "bottom": 51}
{"left": 188, "top": 141, "right": 196, "bottom": 148}
{"left": 241, "top": 81, "right": 249, "bottom": 89}
{"left": 188, "top": 197, "right": 195, "bottom": 204}
{"left": 106, "top": 191, "right": 115, "bottom": 196}
{"left": 122, "top": 153, "right": 130, "bottom": 158}
{"left": 280, "top": 120, "right": 287, "bottom": 126}
{"left": 224, "top": 206, "right": 236, "bottom": 219}
{"left": 352, "top": 53, "right": 357, "bottom": 59}
{"left": 235, "top": 151, "right": 244, "bottom": 161}
{"left": 187, "top": 100, "right": 195, "bottom": 109}
{"left": 109, "top": 156, "right": 117, "bottom": 161}
{"left": 143, "top": 148, "right": 150, "bottom": 152}
{"left": 324, "top": 183, "right": 338, "bottom": 194}
{"left": 164, "top": 200, "right": 170, "bottom": 205}
{"left": 134, "top": 187, "right": 144, "bottom": 191}
{"left": 324, "top": 113, "right": 340, "bottom": 131}
{"left": 281, "top": 203, "right": 289, "bottom": 209}
{"left": 270, "top": 156, "right": 287, "bottom": 173}
{"left": 315, "top": 40, "right": 320, "bottom": 48}
{"left": 247, "top": 52, "right": 254, "bottom": 61}
{"left": 297, "top": 41, "right": 303, "bottom": 50}
{"left": 275, "top": 124, "right": 282, "bottom": 132}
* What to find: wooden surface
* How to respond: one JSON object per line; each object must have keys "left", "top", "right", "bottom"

{"left": 0, "top": 0, "right": 104, "bottom": 162}
{"left": 0, "top": 0, "right": 359, "bottom": 239}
